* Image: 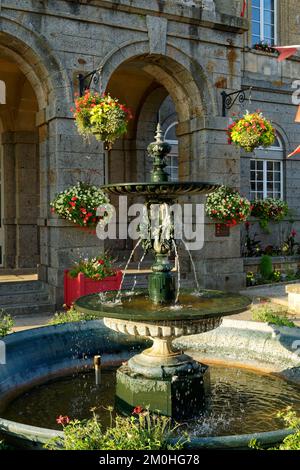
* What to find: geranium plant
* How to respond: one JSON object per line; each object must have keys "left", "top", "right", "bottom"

{"left": 68, "top": 253, "right": 117, "bottom": 281}
{"left": 50, "top": 182, "right": 111, "bottom": 228}
{"left": 206, "top": 186, "right": 251, "bottom": 227}
{"left": 251, "top": 198, "right": 289, "bottom": 231}
{"left": 72, "top": 90, "right": 133, "bottom": 149}
{"left": 253, "top": 42, "right": 278, "bottom": 54}
{"left": 227, "top": 111, "right": 276, "bottom": 152}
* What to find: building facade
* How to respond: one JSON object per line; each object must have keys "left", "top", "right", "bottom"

{"left": 0, "top": 0, "right": 299, "bottom": 307}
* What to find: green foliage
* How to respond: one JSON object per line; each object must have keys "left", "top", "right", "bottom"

{"left": 259, "top": 255, "right": 273, "bottom": 280}
{"left": 0, "top": 309, "right": 14, "bottom": 337}
{"left": 227, "top": 111, "right": 276, "bottom": 152}
{"left": 0, "top": 440, "right": 8, "bottom": 450}
{"left": 49, "top": 306, "right": 100, "bottom": 325}
{"left": 251, "top": 304, "right": 296, "bottom": 328}
{"left": 250, "top": 408, "right": 300, "bottom": 450}
{"left": 50, "top": 182, "right": 111, "bottom": 228}
{"left": 206, "top": 186, "right": 251, "bottom": 226}
{"left": 68, "top": 253, "right": 117, "bottom": 281}
{"left": 251, "top": 199, "right": 289, "bottom": 232}
{"left": 45, "top": 410, "right": 186, "bottom": 451}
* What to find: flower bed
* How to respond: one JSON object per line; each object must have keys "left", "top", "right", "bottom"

{"left": 227, "top": 111, "right": 276, "bottom": 152}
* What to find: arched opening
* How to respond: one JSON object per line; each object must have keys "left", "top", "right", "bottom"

{"left": 103, "top": 53, "right": 206, "bottom": 263}
{"left": 104, "top": 54, "right": 206, "bottom": 185}
{"left": 0, "top": 53, "right": 40, "bottom": 270}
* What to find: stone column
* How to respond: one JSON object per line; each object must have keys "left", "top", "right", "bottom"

{"left": 14, "top": 131, "right": 39, "bottom": 268}
{"left": 39, "top": 116, "right": 105, "bottom": 306}
{"left": 1, "top": 131, "right": 16, "bottom": 268}
{"left": 177, "top": 116, "right": 245, "bottom": 291}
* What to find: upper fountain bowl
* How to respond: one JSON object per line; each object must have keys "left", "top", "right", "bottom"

{"left": 101, "top": 182, "right": 219, "bottom": 199}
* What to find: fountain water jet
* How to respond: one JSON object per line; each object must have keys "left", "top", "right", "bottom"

{"left": 75, "top": 124, "right": 251, "bottom": 419}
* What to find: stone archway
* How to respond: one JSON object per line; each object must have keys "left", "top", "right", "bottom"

{"left": 0, "top": 24, "right": 68, "bottom": 274}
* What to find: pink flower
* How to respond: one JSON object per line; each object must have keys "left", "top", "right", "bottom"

{"left": 56, "top": 415, "right": 70, "bottom": 426}
{"left": 132, "top": 406, "right": 143, "bottom": 415}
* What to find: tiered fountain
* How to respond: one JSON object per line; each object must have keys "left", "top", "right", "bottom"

{"left": 75, "top": 125, "right": 251, "bottom": 419}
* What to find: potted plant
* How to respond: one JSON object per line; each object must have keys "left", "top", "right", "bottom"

{"left": 227, "top": 111, "right": 276, "bottom": 152}
{"left": 64, "top": 253, "right": 122, "bottom": 307}
{"left": 253, "top": 42, "right": 278, "bottom": 55}
{"left": 72, "top": 90, "right": 133, "bottom": 149}
{"left": 50, "top": 182, "right": 112, "bottom": 230}
{"left": 206, "top": 186, "right": 251, "bottom": 227}
{"left": 251, "top": 198, "right": 289, "bottom": 232}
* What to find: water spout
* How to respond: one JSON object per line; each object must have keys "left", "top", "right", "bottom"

{"left": 94, "top": 355, "right": 101, "bottom": 386}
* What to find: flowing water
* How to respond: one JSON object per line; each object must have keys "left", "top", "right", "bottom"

{"left": 3, "top": 365, "right": 300, "bottom": 437}
{"left": 180, "top": 239, "right": 201, "bottom": 294}
{"left": 172, "top": 240, "right": 181, "bottom": 304}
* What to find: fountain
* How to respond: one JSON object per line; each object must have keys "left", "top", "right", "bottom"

{"left": 75, "top": 125, "right": 251, "bottom": 419}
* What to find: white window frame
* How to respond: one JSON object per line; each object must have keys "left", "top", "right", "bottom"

{"left": 252, "top": 0, "right": 278, "bottom": 46}
{"left": 164, "top": 122, "right": 179, "bottom": 182}
{"left": 250, "top": 137, "right": 284, "bottom": 200}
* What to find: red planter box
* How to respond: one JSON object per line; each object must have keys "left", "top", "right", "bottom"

{"left": 64, "top": 270, "right": 123, "bottom": 308}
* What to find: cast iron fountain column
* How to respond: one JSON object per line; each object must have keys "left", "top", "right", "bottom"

{"left": 147, "top": 124, "right": 176, "bottom": 305}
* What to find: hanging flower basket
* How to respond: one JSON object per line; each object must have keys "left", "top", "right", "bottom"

{"left": 206, "top": 186, "right": 251, "bottom": 227}
{"left": 50, "top": 182, "right": 112, "bottom": 229}
{"left": 251, "top": 198, "right": 289, "bottom": 232}
{"left": 64, "top": 254, "right": 122, "bottom": 307}
{"left": 72, "top": 90, "right": 133, "bottom": 149}
{"left": 227, "top": 111, "right": 276, "bottom": 152}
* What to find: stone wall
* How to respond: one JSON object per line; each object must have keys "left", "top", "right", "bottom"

{"left": 0, "top": 0, "right": 256, "bottom": 303}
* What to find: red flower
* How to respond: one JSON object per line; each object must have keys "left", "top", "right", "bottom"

{"left": 56, "top": 415, "right": 70, "bottom": 426}
{"left": 291, "top": 229, "right": 297, "bottom": 238}
{"left": 69, "top": 201, "right": 76, "bottom": 207}
{"left": 132, "top": 406, "right": 143, "bottom": 415}
{"left": 71, "top": 196, "right": 78, "bottom": 201}
{"left": 98, "top": 259, "right": 104, "bottom": 265}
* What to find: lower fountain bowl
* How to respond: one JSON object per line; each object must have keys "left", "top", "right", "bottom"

{"left": 0, "top": 319, "right": 300, "bottom": 449}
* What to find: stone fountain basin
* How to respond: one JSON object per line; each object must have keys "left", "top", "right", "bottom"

{"left": 74, "top": 289, "right": 251, "bottom": 322}
{"left": 100, "top": 181, "right": 218, "bottom": 198}
{"left": 0, "top": 319, "right": 300, "bottom": 449}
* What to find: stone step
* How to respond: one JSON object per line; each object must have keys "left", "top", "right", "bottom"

{"left": 0, "top": 290, "right": 50, "bottom": 306}
{"left": 3, "top": 303, "right": 56, "bottom": 317}
{"left": 0, "top": 280, "right": 45, "bottom": 294}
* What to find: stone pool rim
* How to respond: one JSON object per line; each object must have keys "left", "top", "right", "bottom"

{"left": 0, "top": 319, "right": 299, "bottom": 449}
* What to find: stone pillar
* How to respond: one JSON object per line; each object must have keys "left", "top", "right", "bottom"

{"left": 39, "top": 117, "right": 105, "bottom": 306}
{"left": 177, "top": 116, "right": 245, "bottom": 291}
{"left": 1, "top": 132, "right": 16, "bottom": 268}
{"left": 14, "top": 131, "right": 39, "bottom": 268}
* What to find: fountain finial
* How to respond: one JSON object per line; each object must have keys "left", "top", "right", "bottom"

{"left": 147, "top": 123, "right": 171, "bottom": 183}
{"left": 154, "top": 123, "right": 164, "bottom": 144}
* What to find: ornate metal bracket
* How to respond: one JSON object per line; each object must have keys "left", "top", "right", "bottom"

{"left": 78, "top": 69, "right": 102, "bottom": 96}
{"left": 221, "top": 87, "right": 252, "bottom": 117}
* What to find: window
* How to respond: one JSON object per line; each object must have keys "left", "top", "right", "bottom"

{"left": 252, "top": 0, "right": 277, "bottom": 46}
{"left": 250, "top": 136, "right": 284, "bottom": 200}
{"left": 164, "top": 122, "right": 179, "bottom": 182}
